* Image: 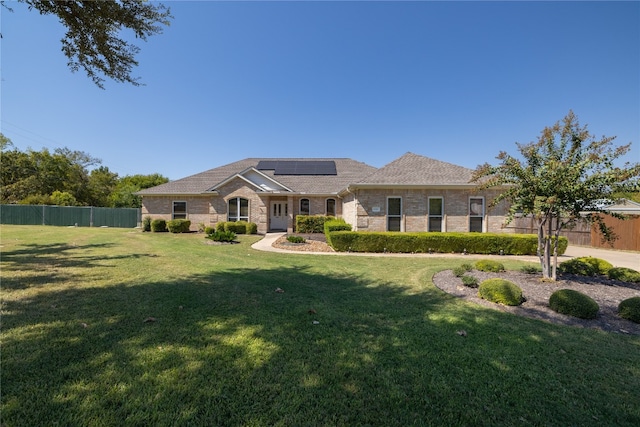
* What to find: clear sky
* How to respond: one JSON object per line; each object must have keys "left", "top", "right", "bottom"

{"left": 2, "top": 1, "right": 638, "bottom": 181}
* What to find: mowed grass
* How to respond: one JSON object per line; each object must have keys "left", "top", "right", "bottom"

{"left": 1, "top": 225, "right": 639, "bottom": 426}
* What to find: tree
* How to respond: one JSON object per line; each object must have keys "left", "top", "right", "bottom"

{"left": 472, "top": 111, "right": 640, "bottom": 280}
{"left": 109, "top": 173, "right": 168, "bottom": 208}
{"left": 8, "top": 0, "right": 172, "bottom": 88}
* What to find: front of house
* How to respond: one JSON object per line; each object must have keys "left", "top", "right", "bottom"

{"left": 137, "top": 152, "right": 511, "bottom": 235}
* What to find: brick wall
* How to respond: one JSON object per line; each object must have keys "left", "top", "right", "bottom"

{"left": 351, "top": 188, "right": 511, "bottom": 233}
{"left": 141, "top": 195, "right": 211, "bottom": 231}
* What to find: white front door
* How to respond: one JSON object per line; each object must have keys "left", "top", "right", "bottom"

{"left": 270, "top": 201, "right": 288, "bottom": 231}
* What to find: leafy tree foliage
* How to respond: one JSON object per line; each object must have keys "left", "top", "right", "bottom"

{"left": 0, "top": 137, "right": 168, "bottom": 208}
{"left": 472, "top": 111, "right": 640, "bottom": 280}
{"left": 9, "top": 0, "right": 172, "bottom": 88}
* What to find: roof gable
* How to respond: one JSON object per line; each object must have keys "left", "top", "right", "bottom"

{"left": 136, "top": 157, "right": 377, "bottom": 196}
{"left": 355, "top": 152, "right": 474, "bottom": 187}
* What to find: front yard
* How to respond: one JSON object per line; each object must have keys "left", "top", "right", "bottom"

{"left": 1, "top": 225, "right": 639, "bottom": 426}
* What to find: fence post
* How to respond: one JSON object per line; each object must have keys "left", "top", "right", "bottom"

{"left": 90, "top": 206, "right": 94, "bottom": 227}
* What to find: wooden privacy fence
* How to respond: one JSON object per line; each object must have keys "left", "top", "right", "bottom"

{"left": 0, "top": 205, "right": 141, "bottom": 228}
{"left": 509, "top": 215, "right": 640, "bottom": 251}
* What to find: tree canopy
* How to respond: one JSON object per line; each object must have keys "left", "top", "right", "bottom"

{"left": 0, "top": 134, "right": 168, "bottom": 207}
{"left": 472, "top": 111, "right": 640, "bottom": 280}
{"left": 8, "top": 0, "right": 172, "bottom": 88}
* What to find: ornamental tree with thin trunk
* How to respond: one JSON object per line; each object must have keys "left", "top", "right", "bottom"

{"left": 471, "top": 111, "right": 640, "bottom": 280}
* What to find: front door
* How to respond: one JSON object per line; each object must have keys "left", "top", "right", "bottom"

{"left": 270, "top": 201, "right": 288, "bottom": 231}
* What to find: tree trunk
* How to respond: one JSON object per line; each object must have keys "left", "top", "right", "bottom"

{"left": 537, "top": 216, "right": 551, "bottom": 279}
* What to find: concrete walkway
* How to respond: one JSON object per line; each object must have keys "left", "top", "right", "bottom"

{"left": 252, "top": 233, "right": 639, "bottom": 269}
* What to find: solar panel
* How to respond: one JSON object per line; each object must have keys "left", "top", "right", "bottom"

{"left": 256, "top": 160, "right": 337, "bottom": 175}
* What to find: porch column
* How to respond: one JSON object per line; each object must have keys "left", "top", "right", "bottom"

{"left": 287, "top": 195, "right": 294, "bottom": 234}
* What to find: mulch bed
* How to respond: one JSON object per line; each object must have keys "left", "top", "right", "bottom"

{"left": 271, "top": 235, "right": 640, "bottom": 335}
{"left": 433, "top": 270, "right": 640, "bottom": 335}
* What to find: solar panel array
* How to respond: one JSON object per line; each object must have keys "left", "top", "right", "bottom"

{"left": 256, "top": 160, "right": 337, "bottom": 175}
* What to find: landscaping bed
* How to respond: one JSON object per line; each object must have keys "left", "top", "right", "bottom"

{"left": 434, "top": 270, "right": 640, "bottom": 335}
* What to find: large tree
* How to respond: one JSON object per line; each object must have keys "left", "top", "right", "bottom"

{"left": 7, "top": 0, "right": 172, "bottom": 88}
{"left": 472, "top": 111, "right": 640, "bottom": 280}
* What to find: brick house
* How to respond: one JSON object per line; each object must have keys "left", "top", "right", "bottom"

{"left": 137, "top": 152, "right": 511, "bottom": 234}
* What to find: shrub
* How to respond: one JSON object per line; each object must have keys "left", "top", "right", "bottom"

{"left": 475, "top": 259, "right": 505, "bottom": 273}
{"left": 246, "top": 222, "right": 258, "bottom": 234}
{"left": 225, "top": 221, "right": 247, "bottom": 234}
{"left": 142, "top": 216, "right": 152, "bottom": 232}
{"left": 452, "top": 267, "right": 466, "bottom": 277}
{"left": 608, "top": 267, "right": 640, "bottom": 283}
{"left": 324, "top": 218, "right": 352, "bottom": 248}
{"left": 558, "top": 258, "right": 597, "bottom": 276}
{"left": 167, "top": 219, "right": 191, "bottom": 233}
{"left": 478, "top": 278, "right": 524, "bottom": 306}
{"left": 618, "top": 297, "right": 640, "bottom": 323}
{"left": 204, "top": 226, "right": 215, "bottom": 235}
{"left": 213, "top": 221, "right": 257, "bottom": 234}
{"left": 579, "top": 257, "right": 613, "bottom": 275}
{"left": 151, "top": 219, "right": 167, "bottom": 232}
{"left": 287, "top": 235, "right": 306, "bottom": 244}
{"left": 206, "top": 230, "right": 237, "bottom": 243}
{"left": 549, "top": 289, "right": 599, "bottom": 319}
{"left": 461, "top": 263, "right": 473, "bottom": 272}
{"left": 327, "top": 232, "right": 566, "bottom": 255}
{"left": 520, "top": 264, "right": 542, "bottom": 274}
{"left": 296, "top": 215, "right": 335, "bottom": 233}
{"left": 461, "top": 275, "right": 479, "bottom": 288}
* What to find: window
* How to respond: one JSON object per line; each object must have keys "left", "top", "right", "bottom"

{"left": 428, "top": 197, "right": 443, "bottom": 232}
{"left": 228, "top": 197, "right": 249, "bottom": 222}
{"left": 326, "top": 198, "right": 336, "bottom": 216}
{"left": 173, "top": 201, "right": 187, "bottom": 219}
{"left": 469, "top": 197, "right": 484, "bottom": 232}
{"left": 300, "top": 198, "right": 310, "bottom": 215}
{"left": 387, "top": 197, "right": 402, "bottom": 231}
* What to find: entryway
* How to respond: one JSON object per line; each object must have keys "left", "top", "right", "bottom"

{"left": 269, "top": 201, "right": 288, "bottom": 231}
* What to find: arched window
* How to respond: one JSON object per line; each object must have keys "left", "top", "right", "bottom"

{"left": 326, "top": 198, "right": 336, "bottom": 216}
{"left": 228, "top": 197, "right": 249, "bottom": 222}
{"left": 300, "top": 198, "right": 310, "bottom": 215}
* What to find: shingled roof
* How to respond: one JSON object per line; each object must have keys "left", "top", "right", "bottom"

{"left": 351, "top": 152, "right": 475, "bottom": 187}
{"left": 136, "top": 158, "right": 378, "bottom": 196}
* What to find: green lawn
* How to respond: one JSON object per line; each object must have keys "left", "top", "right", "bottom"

{"left": 1, "top": 225, "right": 639, "bottom": 426}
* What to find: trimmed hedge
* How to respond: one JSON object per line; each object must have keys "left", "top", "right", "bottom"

{"left": 327, "top": 231, "right": 567, "bottom": 255}
{"left": 324, "top": 218, "right": 352, "bottom": 248}
{"left": 618, "top": 297, "right": 640, "bottom": 323}
{"left": 478, "top": 278, "right": 524, "bottom": 306}
{"left": 296, "top": 215, "right": 336, "bottom": 233}
{"left": 608, "top": 267, "right": 640, "bottom": 283}
{"left": 142, "top": 216, "right": 152, "bottom": 232}
{"left": 150, "top": 219, "right": 167, "bottom": 232}
{"left": 214, "top": 221, "right": 258, "bottom": 234}
{"left": 549, "top": 289, "right": 599, "bottom": 319}
{"left": 167, "top": 219, "right": 191, "bottom": 233}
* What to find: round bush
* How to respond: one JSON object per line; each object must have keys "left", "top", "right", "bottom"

{"left": 549, "top": 289, "right": 599, "bottom": 319}
{"left": 618, "top": 297, "right": 640, "bottom": 323}
{"left": 577, "top": 257, "right": 613, "bottom": 275}
{"left": 461, "top": 275, "right": 479, "bottom": 288}
{"left": 474, "top": 259, "right": 505, "bottom": 273}
{"left": 558, "top": 258, "right": 596, "bottom": 276}
{"left": 150, "top": 219, "right": 167, "bottom": 232}
{"left": 608, "top": 267, "right": 640, "bottom": 283}
{"left": 478, "top": 278, "right": 524, "bottom": 306}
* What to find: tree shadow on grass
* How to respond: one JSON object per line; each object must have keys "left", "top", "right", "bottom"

{"left": 1, "top": 242, "right": 159, "bottom": 290}
{"left": 2, "top": 266, "right": 640, "bottom": 426}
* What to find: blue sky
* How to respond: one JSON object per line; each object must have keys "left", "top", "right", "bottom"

{"left": 2, "top": 1, "right": 638, "bottom": 181}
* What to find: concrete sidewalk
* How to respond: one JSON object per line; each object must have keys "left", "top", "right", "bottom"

{"left": 252, "top": 233, "right": 639, "bottom": 269}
